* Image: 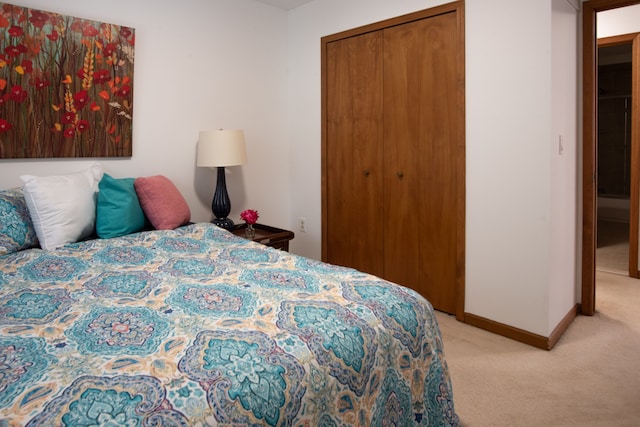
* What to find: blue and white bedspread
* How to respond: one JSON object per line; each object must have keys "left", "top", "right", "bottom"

{"left": 0, "top": 223, "right": 458, "bottom": 426}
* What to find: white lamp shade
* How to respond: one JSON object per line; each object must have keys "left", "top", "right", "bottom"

{"left": 197, "top": 129, "right": 248, "bottom": 167}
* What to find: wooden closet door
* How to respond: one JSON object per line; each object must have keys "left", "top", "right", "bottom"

{"left": 383, "top": 11, "right": 460, "bottom": 314}
{"left": 325, "top": 32, "right": 384, "bottom": 276}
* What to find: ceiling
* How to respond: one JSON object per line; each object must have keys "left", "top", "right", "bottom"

{"left": 253, "top": 0, "right": 315, "bottom": 10}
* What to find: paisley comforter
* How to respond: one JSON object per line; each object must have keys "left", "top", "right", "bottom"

{"left": 0, "top": 223, "right": 458, "bottom": 426}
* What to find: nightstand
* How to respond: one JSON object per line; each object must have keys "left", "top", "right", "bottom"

{"left": 231, "top": 223, "right": 295, "bottom": 251}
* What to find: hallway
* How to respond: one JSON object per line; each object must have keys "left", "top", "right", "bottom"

{"left": 596, "top": 219, "right": 630, "bottom": 274}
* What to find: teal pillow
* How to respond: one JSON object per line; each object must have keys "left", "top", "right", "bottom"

{"left": 96, "top": 173, "right": 146, "bottom": 238}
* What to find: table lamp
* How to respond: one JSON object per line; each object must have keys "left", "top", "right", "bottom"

{"left": 197, "top": 129, "right": 247, "bottom": 229}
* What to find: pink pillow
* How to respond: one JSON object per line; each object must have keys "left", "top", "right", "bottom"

{"left": 134, "top": 175, "right": 191, "bottom": 230}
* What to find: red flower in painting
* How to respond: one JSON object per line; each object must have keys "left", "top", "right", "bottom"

{"left": 8, "top": 26, "right": 23, "bottom": 37}
{"left": 4, "top": 44, "right": 26, "bottom": 58}
{"left": 70, "top": 20, "right": 83, "bottom": 33}
{"left": 61, "top": 112, "right": 75, "bottom": 124}
{"left": 29, "top": 10, "right": 49, "bottom": 29}
{"left": 82, "top": 24, "right": 99, "bottom": 37}
{"left": 20, "top": 60, "right": 32, "bottom": 73}
{"left": 9, "top": 85, "right": 27, "bottom": 102}
{"left": 103, "top": 43, "right": 117, "bottom": 57}
{"left": 73, "top": 90, "right": 89, "bottom": 110}
{"left": 49, "top": 14, "right": 62, "bottom": 28}
{"left": 34, "top": 78, "right": 50, "bottom": 90}
{"left": 120, "top": 27, "right": 132, "bottom": 38}
{"left": 63, "top": 127, "right": 76, "bottom": 138}
{"left": 46, "top": 30, "right": 59, "bottom": 41}
{"left": 76, "top": 120, "right": 89, "bottom": 133}
{"left": 0, "top": 118, "right": 12, "bottom": 132}
{"left": 93, "top": 69, "right": 111, "bottom": 84}
{"left": 115, "top": 85, "right": 131, "bottom": 98}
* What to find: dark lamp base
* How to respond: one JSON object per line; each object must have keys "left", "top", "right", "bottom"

{"left": 212, "top": 217, "right": 235, "bottom": 230}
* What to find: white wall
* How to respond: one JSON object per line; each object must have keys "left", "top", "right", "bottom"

{"left": 550, "top": 0, "right": 579, "bottom": 334}
{"left": 0, "top": 0, "right": 291, "bottom": 230}
{"left": 288, "top": 0, "right": 579, "bottom": 337}
{"left": 598, "top": 4, "right": 640, "bottom": 38}
{"left": 464, "top": 0, "right": 556, "bottom": 335}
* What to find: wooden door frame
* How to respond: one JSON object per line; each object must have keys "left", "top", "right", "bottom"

{"left": 583, "top": 0, "right": 640, "bottom": 316}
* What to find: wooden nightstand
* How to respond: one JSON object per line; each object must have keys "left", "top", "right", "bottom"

{"left": 231, "top": 223, "right": 295, "bottom": 251}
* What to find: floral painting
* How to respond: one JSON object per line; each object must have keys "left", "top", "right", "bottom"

{"left": 0, "top": 3, "right": 134, "bottom": 158}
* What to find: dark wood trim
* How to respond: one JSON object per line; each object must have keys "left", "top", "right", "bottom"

{"left": 455, "top": 1, "right": 466, "bottom": 322}
{"left": 465, "top": 304, "right": 578, "bottom": 351}
{"left": 582, "top": 0, "right": 597, "bottom": 316}
{"left": 548, "top": 304, "right": 580, "bottom": 349}
{"left": 583, "top": 0, "right": 640, "bottom": 315}
{"left": 464, "top": 314, "right": 550, "bottom": 350}
{"left": 630, "top": 34, "right": 640, "bottom": 278}
{"left": 587, "top": 0, "right": 640, "bottom": 9}
{"left": 598, "top": 33, "right": 637, "bottom": 46}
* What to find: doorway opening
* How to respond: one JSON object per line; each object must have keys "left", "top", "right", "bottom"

{"left": 596, "top": 39, "right": 632, "bottom": 275}
{"left": 583, "top": 0, "right": 640, "bottom": 316}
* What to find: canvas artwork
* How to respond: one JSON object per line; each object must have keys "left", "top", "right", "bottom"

{"left": 0, "top": 3, "right": 134, "bottom": 158}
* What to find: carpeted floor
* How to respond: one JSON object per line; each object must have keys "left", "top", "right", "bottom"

{"left": 436, "top": 271, "right": 640, "bottom": 426}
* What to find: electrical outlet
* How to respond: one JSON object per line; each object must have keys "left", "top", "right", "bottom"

{"left": 299, "top": 217, "right": 307, "bottom": 233}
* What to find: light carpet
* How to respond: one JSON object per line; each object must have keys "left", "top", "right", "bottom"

{"left": 436, "top": 270, "right": 640, "bottom": 426}
{"left": 596, "top": 220, "right": 629, "bottom": 274}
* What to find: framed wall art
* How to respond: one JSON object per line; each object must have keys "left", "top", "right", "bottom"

{"left": 0, "top": 3, "right": 134, "bottom": 158}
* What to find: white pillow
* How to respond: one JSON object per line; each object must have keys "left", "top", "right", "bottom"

{"left": 21, "top": 163, "right": 103, "bottom": 250}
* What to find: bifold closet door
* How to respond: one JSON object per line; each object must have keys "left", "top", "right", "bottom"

{"left": 382, "top": 12, "right": 460, "bottom": 314}
{"left": 325, "top": 31, "right": 384, "bottom": 277}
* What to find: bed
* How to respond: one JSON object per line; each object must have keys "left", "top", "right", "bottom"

{"left": 0, "top": 172, "right": 459, "bottom": 426}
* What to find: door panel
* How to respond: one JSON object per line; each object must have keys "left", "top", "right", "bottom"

{"left": 383, "top": 12, "right": 459, "bottom": 313}
{"left": 325, "top": 32, "right": 384, "bottom": 276}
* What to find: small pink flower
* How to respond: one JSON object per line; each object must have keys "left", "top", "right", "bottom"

{"left": 240, "top": 209, "right": 259, "bottom": 225}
